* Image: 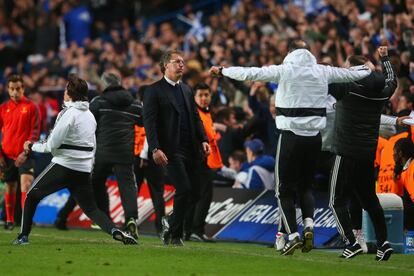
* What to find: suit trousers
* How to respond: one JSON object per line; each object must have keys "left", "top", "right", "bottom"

{"left": 166, "top": 153, "right": 200, "bottom": 239}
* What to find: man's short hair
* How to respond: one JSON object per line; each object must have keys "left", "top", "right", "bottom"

{"left": 346, "top": 55, "right": 368, "bottom": 67}
{"left": 101, "top": 72, "right": 122, "bottom": 89}
{"left": 193, "top": 82, "right": 211, "bottom": 96}
{"left": 288, "top": 39, "right": 310, "bottom": 52}
{"left": 159, "top": 49, "right": 183, "bottom": 74}
{"left": 229, "top": 150, "right": 246, "bottom": 163}
{"left": 215, "top": 107, "right": 235, "bottom": 123}
{"left": 7, "top": 75, "right": 24, "bottom": 86}
{"left": 67, "top": 74, "right": 88, "bottom": 101}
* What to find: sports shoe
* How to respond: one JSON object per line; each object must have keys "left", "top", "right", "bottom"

{"left": 12, "top": 235, "right": 29, "bottom": 245}
{"left": 111, "top": 228, "right": 138, "bottom": 245}
{"left": 353, "top": 229, "right": 368, "bottom": 253}
{"left": 341, "top": 242, "right": 363, "bottom": 259}
{"left": 375, "top": 241, "right": 393, "bottom": 261}
{"left": 90, "top": 223, "right": 101, "bottom": 230}
{"left": 274, "top": 232, "right": 287, "bottom": 251}
{"left": 4, "top": 221, "right": 14, "bottom": 231}
{"left": 170, "top": 237, "right": 184, "bottom": 246}
{"left": 160, "top": 216, "right": 170, "bottom": 245}
{"left": 302, "top": 227, "right": 314, "bottom": 253}
{"left": 126, "top": 218, "right": 139, "bottom": 239}
{"left": 280, "top": 235, "right": 302, "bottom": 256}
{"left": 189, "top": 233, "right": 215, "bottom": 242}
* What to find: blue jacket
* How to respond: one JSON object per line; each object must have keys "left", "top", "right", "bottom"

{"left": 239, "top": 155, "right": 275, "bottom": 189}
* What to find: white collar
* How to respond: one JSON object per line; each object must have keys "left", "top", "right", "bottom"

{"left": 164, "top": 76, "right": 181, "bottom": 87}
{"left": 403, "top": 158, "right": 412, "bottom": 171}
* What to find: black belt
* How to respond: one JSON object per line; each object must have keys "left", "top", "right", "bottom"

{"left": 276, "top": 107, "right": 326, "bottom": 117}
{"left": 58, "top": 144, "right": 94, "bottom": 152}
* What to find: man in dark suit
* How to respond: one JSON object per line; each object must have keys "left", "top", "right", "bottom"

{"left": 143, "top": 50, "right": 210, "bottom": 246}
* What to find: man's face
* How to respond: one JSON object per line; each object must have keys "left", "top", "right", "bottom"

{"left": 194, "top": 89, "right": 211, "bottom": 109}
{"left": 229, "top": 157, "right": 241, "bottom": 172}
{"left": 8, "top": 81, "right": 24, "bottom": 102}
{"left": 164, "top": 53, "right": 185, "bottom": 81}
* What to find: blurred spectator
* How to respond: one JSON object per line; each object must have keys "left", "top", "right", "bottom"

{"left": 233, "top": 138, "right": 275, "bottom": 190}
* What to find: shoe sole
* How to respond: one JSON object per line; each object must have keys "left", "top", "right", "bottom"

{"left": 376, "top": 248, "right": 394, "bottom": 261}
{"left": 113, "top": 230, "right": 138, "bottom": 245}
{"left": 341, "top": 248, "right": 363, "bottom": 259}
{"left": 302, "top": 231, "right": 313, "bottom": 253}
{"left": 281, "top": 242, "right": 303, "bottom": 256}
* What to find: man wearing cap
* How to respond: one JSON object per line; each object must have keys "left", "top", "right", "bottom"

{"left": 234, "top": 138, "right": 275, "bottom": 190}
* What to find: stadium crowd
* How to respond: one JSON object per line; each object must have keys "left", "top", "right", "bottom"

{"left": 0, "top": 0, "right": 414, "bottom": 258}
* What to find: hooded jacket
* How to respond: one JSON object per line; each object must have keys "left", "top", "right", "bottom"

{"left": 32, "top": 101, "right": 96, "bottom": 173}
{"left": 329, "top": 57, "right": 397, "bottom": 160}
{"left": 222, "top": 49, "right": 371, "bottom": 136}
{"left": 89, "top": 86, "right": 142, "bottom": 164}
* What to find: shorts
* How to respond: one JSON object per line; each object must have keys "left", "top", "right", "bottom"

{"left": 1, "top": 155, "right": 35, "bottom": 183}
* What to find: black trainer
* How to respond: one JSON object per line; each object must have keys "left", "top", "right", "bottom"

{"left": 54, "top": 218, "right": 68, "bottom": 231}
{"left": 302, "top": 227, "right": 314, "bottom": 253}
{"left": 375, "top": 241, "right": 393, "bottom": 261}
{"left": 280, "top": 235, "right": 303, "bottom": 256}
{"left": 160, "top": 216, "right": 170, "bottom": 245}
{"left": 170, "top": 237, "right": 184, "bottom": 246}
{"left": 4, "top": 221, "right": 14, "bottom": 231}
{"left": 341, "top": 242, "right": 363, "bottom": 259}
{"left": 125, "top": 218, "right": 139, "bottom": 239}
{"left": 190, "top": 233, "right": 215, "bottom": 243}
{"left": 12, "top": 235, "right": 29, "bottom": 245}
{"left": 112, "top": 228, "right": 138, "bottom": 245}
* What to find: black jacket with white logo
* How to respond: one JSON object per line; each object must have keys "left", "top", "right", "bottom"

{"left": 90, "top": 86, "right": 142, "bottom": 163}
{"left": 329, "top": 57, "right": 397, "bottom": 160}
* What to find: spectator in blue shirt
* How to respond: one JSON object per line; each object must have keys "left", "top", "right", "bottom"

{"left": 233, "top": 138, "right": 275, "bottom": 190}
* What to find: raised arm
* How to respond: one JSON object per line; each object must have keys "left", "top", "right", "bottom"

{"left": 378, "top": 46, "right": 397, "bottom": 99}
{"left": 210, "top": 65, "right": 283, "bottom": 83}
{"left": 326, "top": 65, "right": 371, "bottom": 84}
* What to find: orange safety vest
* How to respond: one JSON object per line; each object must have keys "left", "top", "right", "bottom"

{"left": 400, "top": 159, "right": 414, "bottom": 203}
{"left": 376, "top": 132, "right": 408, "bottom": 196}
{"left": 197, "top": 108, "right": 223, "bottom": 169}
{"left": 134, "top": 125, "right": 146, "bottom": 156}
{"left": 375, "top": 136, "right": 388, "bottom": 168}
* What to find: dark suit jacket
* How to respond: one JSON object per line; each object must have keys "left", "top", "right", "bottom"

{"left": 143, "top": 77, "right": 208, "bottom": 160}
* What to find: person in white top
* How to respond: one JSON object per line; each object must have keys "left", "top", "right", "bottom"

{"left": 12, "top": 74, "right": 137, "bottom": 246}
{"left": 210, "top": 40, "right": 371, "bottom": 256}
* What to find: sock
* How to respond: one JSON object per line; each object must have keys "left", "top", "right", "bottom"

{"left": 4, "top": 192, "right": 16, "bottom": 223}
{"left": 288, "top": 232, "right": 300, "bottom": 241}
{"left": 303, "top": 217, "right": 314, "bottom": 229}
{"left": 21, "top": 192, "right": 27, "bottom": 210}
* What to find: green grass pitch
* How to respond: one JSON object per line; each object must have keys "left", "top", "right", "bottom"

{"left": 1, "top": 227, "right": 413, "bottom": 275}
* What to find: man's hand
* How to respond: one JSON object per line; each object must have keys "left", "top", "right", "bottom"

{"left": 209, "top": 66, "right": 222, "bottom": 77}
{"left": 15, "top": 152, "right": 28, "bottom": 168}
{"left": 202, "top": 142, "right": 211, "bottom": 157}
{"left": 378, "top": 46, "right": 388, "bottom": 57}
{"left": 152, "top": 149, "right": 168, "bottom": 166}
{"left": 23, "top": 141, "right": 32, "bottom": 151}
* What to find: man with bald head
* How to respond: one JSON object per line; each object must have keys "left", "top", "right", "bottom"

{"left": 210, "top": 39, "right": 371, "bottom": 255}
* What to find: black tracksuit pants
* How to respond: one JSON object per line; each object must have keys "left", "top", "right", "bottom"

{"left": 329, "top": 155, "right": 387, "bottom": 246}
{"left": 92, "top": 161, "right": 138, "bottom": 221}
{"left": 166, "top": 153, "right": 200, "bottom": 239}
{"left": 134, "top": 157, "right": 165, "bottom": 233}
{"left": 276, "top": 131, "right": 320, "bottom": 234}
{"left": 21, "top": 163, "right": 115, "bottom": 236}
